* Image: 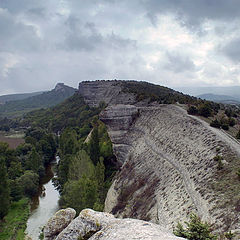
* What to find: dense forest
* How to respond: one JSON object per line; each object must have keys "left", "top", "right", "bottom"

{"left": 0, "top": 129, "right": 56, "bottom": 238}
{"left": 0, "top": 92, "right": 117, "bottom": 238}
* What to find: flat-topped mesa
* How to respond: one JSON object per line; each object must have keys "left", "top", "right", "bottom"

{"left": 78, "top": 80, "right": 136, "bottom": 107}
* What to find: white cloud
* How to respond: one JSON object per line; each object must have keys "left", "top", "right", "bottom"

{"left": 1, "top": 0, "right": 240, "bottom": 94}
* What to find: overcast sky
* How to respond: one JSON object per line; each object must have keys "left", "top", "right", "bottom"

{"left": 1, "top": 0, "right": 240, "bottom": 94}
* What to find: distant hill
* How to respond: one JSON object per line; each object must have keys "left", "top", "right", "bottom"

{"left": 0, "top": 91, "right": 44, "bottom": 104}
{"left": 176, "top": 86, "right": 240, "bottom": 101}
{"left": 197, "top": 93, "right": 240, "bottom": 105}
{"left": 0, "top": 83, "right": 77, "bottom": 118}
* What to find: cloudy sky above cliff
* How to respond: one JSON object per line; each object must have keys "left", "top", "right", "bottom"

{"left": 1, "top": 0, "right": 240, "bottom": 94}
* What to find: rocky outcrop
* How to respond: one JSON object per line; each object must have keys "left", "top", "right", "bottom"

{"left": 44, "top": 208, "right": 76, "bottom": 240}
{"left": 100, "top": 104, "right": 139, "bottom": 165}
{"left": 78, "top": 81, "right": 136, "bottom": 107}
{"left": 103, "top": 105, "right": 240, "bottom": 235}
{"left": 78, "top": 80, "right": 240, "bottom": 235}
{"left": 45, "top": 208, "right": 185, "bottom": 240}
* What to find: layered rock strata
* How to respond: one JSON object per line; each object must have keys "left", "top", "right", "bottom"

{"left": 78, "top": 80, "right": 135, "bottom": 107}
{"left": 100, "top": 104, "right": 139, "bottom": 165}
{"left": 78, "top": 80, "right": 240, "bottom": 235}
{"left": 102, "top": 105, "right": 240, "bottom": 234}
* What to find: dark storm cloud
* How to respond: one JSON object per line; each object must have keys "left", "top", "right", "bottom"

{"left": 165, "top": 52, "right": 195, "bottom": 73}
{"left": 0, "top": 9, "right": 41, "bottom": 52}
{"left": 0, "top": 0, "right": 44, "bottom": 13}
{"left": 143, "top": 0, "right": 240, "bottom": 27}
{"left": 27, "top": 8, "right": 46, "bottom": 18}
{"left": 221, "top": 38, "right": 240, "bottom": 62}
{"left": 62, "top": 17, "right": 102, "bottom": 51}
{"left": 0, "top": 0, "right": 240, "bottom": 94}
{"left": 62, "top": 15, "right": 136, "bottom": 52}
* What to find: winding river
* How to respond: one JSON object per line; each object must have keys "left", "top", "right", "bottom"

{"left": 26, "top": 158, "right": 60, "bottom": 239}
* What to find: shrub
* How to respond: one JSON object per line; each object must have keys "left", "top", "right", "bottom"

{"left": 221, "top": 124, "right": 229, "bottom": 130}
{"left": 173, "top": 213, "right": 217, "bottom": 240}
{"left": 236, "top": 169, "right": 240, "bottom": 179}
{"left": 198, "top": 103, "right": 212, "bottom": 118}
{"left": 210, "top": 119, "right": 221, "bottom": 128}
{"left": 187, "top": 106, "right": 198, "bottom": 115}
{"left": 236, "top": 130, "right": 240, "bottom": 139}
{"left": 213, "top": 155, "right": 222, "bottom": 161}
{"left": 225, "top": 231, "right": 235, "bottom": 239}
{"left": 217, "top": 160, "right": 223, "bottom": 170}
{"left": 228, "top": 118, "right": 236, "bottom": 127}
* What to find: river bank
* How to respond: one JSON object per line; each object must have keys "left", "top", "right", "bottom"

{"left": 0, "top": 198, "right": 30, "bottom": 240}
{"left": 26, "top": 161, "right": 60, "bottom": 239}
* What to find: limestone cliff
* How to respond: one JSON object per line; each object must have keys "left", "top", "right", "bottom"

{"left": 79, "top": 80, "right": 240, "bottom": 235}
{"left": 78, "top": 80, "right": 136, "bottom": 107}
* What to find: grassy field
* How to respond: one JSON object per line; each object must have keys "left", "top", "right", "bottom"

{"left": 0, "top": 132, "right": 24, "bottom": 149}
{"left": 0, "top": 198, "right": 30, "bottom": 240}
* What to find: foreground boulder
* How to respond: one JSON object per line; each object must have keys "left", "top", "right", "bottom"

{"left": 44, "top": 208, "right": 76, "bottom": 240}
{"left": 44, "top": 208, "right": 185, "bottom": 240}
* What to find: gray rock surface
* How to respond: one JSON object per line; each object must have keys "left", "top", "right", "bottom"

{"left": 56, "top": 209, "right": 115, "bottom": 240}
{"left": 47, "top": 208, "right": 185, "bottom": 240}
{"left": 103, "top": 105, "right": 240, "bottom": 233}
{"left": 78, "top": 80, "right": 240, "bottom": 235}
{"left": 78, "top": 80, "right": 136, "bottom": 107}
{"left": 44, "top": 208, "right": 76, "bottom": 240}
{"left": 100, "top": 104, "right": 139, "bottom": 165}
{"left": 89, "top": 218, "right": 184, "bottom": 240}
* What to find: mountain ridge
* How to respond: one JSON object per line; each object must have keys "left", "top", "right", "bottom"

{"left": 0, "top": 83, "right": 77, "bottom": 118}
{"left": 76, "top": 80, "right": 240, "bottom": 235}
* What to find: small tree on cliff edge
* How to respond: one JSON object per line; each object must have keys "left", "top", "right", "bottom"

{"left": 174, "top": 213, "right": 217, "bottom": 240}
{"left": 0, "top": 156, "right": 10, "bottom": 219}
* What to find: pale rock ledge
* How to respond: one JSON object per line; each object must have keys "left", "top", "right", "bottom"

{"left": 44, "top": 208, "right": 185, "bottom": 240}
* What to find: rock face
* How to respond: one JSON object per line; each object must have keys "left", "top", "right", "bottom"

{"left": 78, "top": 80, "right": 240, "bottom": 235}
{"left": 45, "top": 208, "right": 185, "bottom": 240}
{"left": 103, "top": 105, "right": 240, "bottom": 234}
{"left": 100, "top": 104, "right": 139, "bottom": 165}
{"left": 78, "top": 80, "right": 135, "bottom": 107}
{"left": 44, "top": 208, "right": 76, "bottom": 240}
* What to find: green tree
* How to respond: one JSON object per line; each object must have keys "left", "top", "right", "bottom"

{"left": 198, "top": 103, "right": 212, "bottom": 118}
{"left": 25, "top": 148, "right": 42, "bottom": 173}
{"left": 8, "top": 160, "right": 23, "bottom": 180}
{"left": 55, "top": 154, "right": 72, "bottom": 191}
{"left": 89, "top": 127, "right": 100, "bottom": 165}
{"left": 228, "top": 117, "right": 236, "bottom": 127}
{"left": 187, "top": 106, "right": 198, "bottom": 115}
{"left": 68, "top": 150, "right": 95, "bottom": 181}
{"left": 59, "top": 128, "right": 78, "bottom": 155}
{"left": 95, "top": 157, "right": 105, "bottom": 186}
{"left": 174, "top": 213, "right": 217, "bottom": 240}
{"left": 9, "top": 179, "right": 23, "bottom": 201}
{"left": 95, "top": 156, "right": 105, "bottom": 206}
{"left": 18, "top": 170, "right": 39, "bottom": 197}
{"left": 210, "top": 119, "right": 221, "bottom": 128}
{"left": 60, "top": 176, "right": 98, "bottom": 215}
{"left": 0, "top": 156, "right": 10, "bottom": 218}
